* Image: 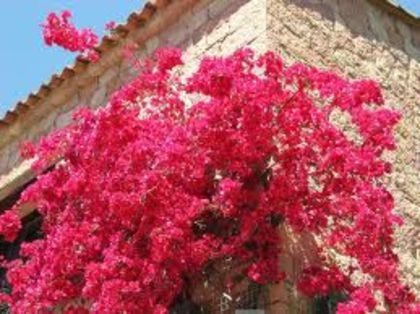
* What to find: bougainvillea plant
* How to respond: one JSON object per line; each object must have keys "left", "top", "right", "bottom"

{"left": 41, "top": 10, "right": 99, "bottom": 62}
{"left": 0, "top": 9, "right": 418, "bottom": 314}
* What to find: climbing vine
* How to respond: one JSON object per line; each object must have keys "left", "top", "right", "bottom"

{"left": 0, "top": 9, "right": 418, "bottom": 314}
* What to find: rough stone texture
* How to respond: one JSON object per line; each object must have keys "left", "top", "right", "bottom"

{"left": 268, "top": 227, "right": 320, "bottom": 313}
{"left": 268, "top": 0, "right": 420, "bottom": 297}
{"left": 0, "top": 0, "right": 418, "bottom": 311}
{"left": 0, "top": 0, "right": 267, "bottom": 177}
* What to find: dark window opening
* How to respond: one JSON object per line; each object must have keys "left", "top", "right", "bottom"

{"left": 314, "top": 292, "right": 348, "bottom": 314}
{"left": 0, "top": 180, "right": 43, "bottom": 312}
{"left": 170, "top": 280, "right": 268, "bottom": 314}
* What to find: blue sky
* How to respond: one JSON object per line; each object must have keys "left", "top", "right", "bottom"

{"left": 0, "top": 1, "right": 419, "bottom": 117}
{"left": 400, "top": 0, "right": 420, "bottom": 16}
{"left": 0, "top": 1, "right": 144, "bottom": 117}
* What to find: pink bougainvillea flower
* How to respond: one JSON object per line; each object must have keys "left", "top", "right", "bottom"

{"left": 0, "top": 41, "right": 417, "bottom": 313}
{"left": 41, "top": 10, "right": 99, "bottom": 61}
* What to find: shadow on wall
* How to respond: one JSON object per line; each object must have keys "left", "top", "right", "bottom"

{"left": 283, "top": 0, "right": 420, "bottom": 61}
{"left": 268, "top": 0, "right": 420, "bottom": 297}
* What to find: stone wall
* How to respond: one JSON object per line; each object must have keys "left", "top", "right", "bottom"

{"left": 0, "top": 0, "right": 418, "bottom": 311}
{"left": 0, "top": 0, "right": 267, "bottom": 178}
{"left": 267, "top": 0, "right": 420, "bottom": 297}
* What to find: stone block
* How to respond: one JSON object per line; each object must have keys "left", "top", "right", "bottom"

{"left": 90, "top": 85, "right": 108, "bottom": 109}
{"left": 55, "top": 110, "right": 73, "bottom": 129}
{"left": 99, "top": 67, "right": 120, "bottom": 86}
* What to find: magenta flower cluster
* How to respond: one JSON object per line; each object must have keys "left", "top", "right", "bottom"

{"left": 0, "top": 23, "right": 418, "bottom": 313}
{"left": 41, "top": 10, "right": 99, "bottom": 62}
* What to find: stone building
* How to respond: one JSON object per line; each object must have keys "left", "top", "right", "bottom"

{"left": 0, "top": 0, "right": 418, "bottom": 312}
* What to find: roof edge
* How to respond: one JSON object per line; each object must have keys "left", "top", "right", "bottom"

{"left": 368, "top": 0, "right": 420, "bottom": 27}
{"left": 0, "top": 0, "right": 168, "bottom": 130}
{"left": 0, "top": 0, "right": 418, "bottom": 132}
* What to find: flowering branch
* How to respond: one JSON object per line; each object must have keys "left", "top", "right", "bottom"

{"left": 0, "top": 42, "right": 417, "bottom": 313}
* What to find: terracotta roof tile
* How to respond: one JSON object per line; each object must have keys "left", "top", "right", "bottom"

{"left": 0, "top": 0, "right": 418, "bottom": 129}
{"left": 368, "top": 0, "right": 420, "bottom": 26}
{"left": 0, "top": 1, "right": 162, "bottom": 130}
